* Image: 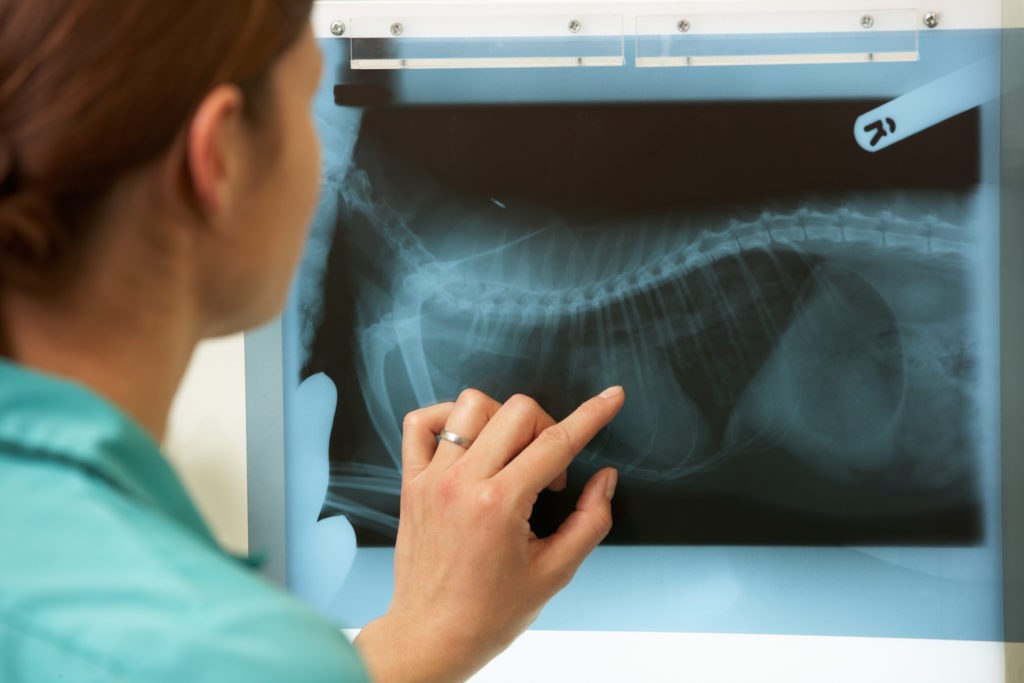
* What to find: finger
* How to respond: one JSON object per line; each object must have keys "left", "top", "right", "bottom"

{"left": 401, "top": 402, "right": 455, "bottom": 484}
{"left": 548, "top": 468, "right": 568, "bottom": 492}
{"left": 500, "top": 386, "right": 625, "bottom": 495}
{"left": 536, "top": 468, "right": 617, "bottom": 588}
{"left": 434, "top": 388, "right": 502, "bottom": 471}
{"left": 464, "top": 394, "right": 556, "bottom": 479}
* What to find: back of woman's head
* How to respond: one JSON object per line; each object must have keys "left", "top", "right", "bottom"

{"left": 0, "top": 0, "right": 313, "bottom": 280}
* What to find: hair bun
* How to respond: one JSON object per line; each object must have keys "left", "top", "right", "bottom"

{"left": 0, "top": 134, "right": 14, "bottom": 191}
{"left": 0, "top": 124, "right": 65, "bottom": 268}
{"left": 0, "top": 190, "right": 65, "bottom": 267}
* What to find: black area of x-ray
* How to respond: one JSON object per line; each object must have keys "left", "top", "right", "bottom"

{"left": 303, "top": 100, "right": 983, "bottom": 547}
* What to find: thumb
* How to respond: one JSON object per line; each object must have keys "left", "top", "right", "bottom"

{"left": 537, "top": 468, "right": 617, "bottom": 588}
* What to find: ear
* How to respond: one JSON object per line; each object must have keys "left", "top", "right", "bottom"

{"left": 185, "top": 84, "right": 246, "bottom": 221}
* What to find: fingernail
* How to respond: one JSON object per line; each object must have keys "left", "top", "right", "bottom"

{"left": 599, "top": 386, "right": 623, "bottom": 399}
{"left": 605, "top": 469, "right": 618, "bottom": 501}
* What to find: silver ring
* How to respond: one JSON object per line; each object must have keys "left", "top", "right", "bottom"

{"left": 439, "top": 430, "right": 474, "bottom": 449}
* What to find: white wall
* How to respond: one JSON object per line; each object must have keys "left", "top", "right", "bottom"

{"left": 164, "top": 334, "right": 249, "bottom": 556}
{"left": 1008, "top": 0, "right": 1024, "bottom": 28}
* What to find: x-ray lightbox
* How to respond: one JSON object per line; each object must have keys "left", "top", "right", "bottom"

{"left": 245, "top": 0, "right": 1024, "bottom": 648}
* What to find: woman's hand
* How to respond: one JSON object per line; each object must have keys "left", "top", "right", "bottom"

{"left": 354, "top": 387, "right": 625, "bottom": 683}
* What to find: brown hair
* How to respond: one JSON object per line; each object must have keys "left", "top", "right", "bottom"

{"left": 0, "top": 0, "right": 313, "bottom": 276}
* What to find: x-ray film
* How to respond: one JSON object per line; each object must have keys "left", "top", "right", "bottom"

{"left": 307, "top": 101, "right": 983, "bottom": 547}
{"left": 274, "top": 20, "right": 1007, "bottom": 638}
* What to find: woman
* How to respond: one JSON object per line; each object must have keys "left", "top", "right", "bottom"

{"left": 0, "top": 2, "right": 624, "bottom": 681}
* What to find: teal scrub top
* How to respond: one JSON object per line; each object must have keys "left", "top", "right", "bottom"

{"left": 0, "top": 359, "right": 370, "bottom": 682}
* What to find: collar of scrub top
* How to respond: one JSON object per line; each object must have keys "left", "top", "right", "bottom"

{"left": 0, "top": 357, "right": 264, "bottom": 568}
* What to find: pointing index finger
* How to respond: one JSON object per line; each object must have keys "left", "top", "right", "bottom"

{"left": 499, "top": 387, "right": 625, "bottom": 495}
